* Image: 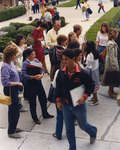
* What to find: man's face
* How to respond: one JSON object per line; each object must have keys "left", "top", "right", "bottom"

{"left": 54, "top": 21, "right": 61, "bottom": 32}
{"left": 62, "top": 55, "right": 74, "bottom": 68}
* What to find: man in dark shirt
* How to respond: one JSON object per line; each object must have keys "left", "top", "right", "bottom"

{"left": 56, "top": 49, "right": 97, "bottom": 150}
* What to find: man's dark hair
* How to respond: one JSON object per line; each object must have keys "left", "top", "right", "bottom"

{"left": 67, "top": 40, "right": 80, "bottom": 49}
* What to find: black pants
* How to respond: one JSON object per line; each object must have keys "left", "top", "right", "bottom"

{"left": 98, "top": 6, "right": 105, "bottom": 13}
{"left": 76, "top": 0, "right": 81, "bottom": 8}
{"left": 4, "top": 86, "right": 20, "bottom": 134}
{"left": 27, "top": 80, "right": 48, "bottom": 121}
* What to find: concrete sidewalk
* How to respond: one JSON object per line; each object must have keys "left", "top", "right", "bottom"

{"left": 1, "top": 0, "right": 120, "bottom": 150}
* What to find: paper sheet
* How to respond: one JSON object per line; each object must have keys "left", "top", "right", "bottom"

{"left": 70, "top": 85, "right": 85, "bottom": 107}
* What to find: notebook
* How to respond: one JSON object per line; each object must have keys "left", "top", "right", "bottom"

{"left": 70, "top": 85, "right": 85, "bottom": 107}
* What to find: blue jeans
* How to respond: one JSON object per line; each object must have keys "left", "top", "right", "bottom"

{"left": 55, "top": 105, "right": 63, "bottom": 139}
{"left": 62, "top": 104, "right": 97, "bottom": 150}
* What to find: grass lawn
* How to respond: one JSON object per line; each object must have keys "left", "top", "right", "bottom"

{"left": 58, "top": 0, "right": 78, "bottom": 7}
{"left": 86, "top": 7, "right": 120, "bottom": 42}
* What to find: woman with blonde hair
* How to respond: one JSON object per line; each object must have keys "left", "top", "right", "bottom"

{"left": 1, "top": 44, "right": 23, "bottom": 138}
{"left": 102, "top": 28, "right": 119, "bottom": 98}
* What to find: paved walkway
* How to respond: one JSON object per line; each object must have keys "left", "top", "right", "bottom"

{"left": 1, "top": 1, "right": 120, "bottom": 150}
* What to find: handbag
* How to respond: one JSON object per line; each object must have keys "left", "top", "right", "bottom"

{"left": 0, "top": 95, "right": 11, "bottom": 105}
{"left": 87, "top": 8, "right": 93, "bottom": 14}
{"left": 48, "top": 84, "right": 56, "bottom": 103}
{"left": 102, "top": 71, "right": 120, "bottom": 87}
{"left": 0, "top": 87, "right": 12, "bottom": 106}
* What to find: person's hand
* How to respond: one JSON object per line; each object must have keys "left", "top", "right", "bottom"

{"left": 35, "top": 74, "right": 44, "bottom": 80}
{"left": 77, "top": 96, "right": 86, "bottom": 105}
{"left": 16, "top": 82, "right": 23, "bottom": 87}
{"left": 57, "top": 101, "right": 62, "bottom": 110}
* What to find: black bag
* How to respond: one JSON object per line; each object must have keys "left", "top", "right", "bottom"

{"left": 48, "top": 84, "right": 56, "bottom": 103}
{"left": 103, "top": 71, "right": 120, "bottom": 87}
{"left": 49, "top": 46, "right": 57, "bottom": 65}
{"left": 87, "top": 8, "right": 93, "bottom": 14}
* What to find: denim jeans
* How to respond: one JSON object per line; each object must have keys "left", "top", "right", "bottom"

{"left": 62, "top": 103, "right": 97, "bottom": 150}
{"left": 55, "top": 105, "right": 63, "bottom": 139}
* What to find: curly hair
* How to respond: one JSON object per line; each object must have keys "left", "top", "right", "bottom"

{"left": 108, "top": 28, "right": 118, "bottom": 40}
{"left": 3, "top": 44, "right": 18, "bottom": 63}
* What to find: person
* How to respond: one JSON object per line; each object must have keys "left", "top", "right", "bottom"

{"left": 32, "top": 19, "right": 48, "bottom": 73}
{"left": 96, "top": 22, "right": 109, "bottom": 75}
{"left": 46, "top": 19, "right": 61, "bottom": 49}
{"left": 44, "top": 8, "right": 53, "bottom": 32}
{"left": 83, "top": 41, "right": 99, "bottom": 105}
{"left": 102, "top": 28, "right": 119, "bottom": 98}
{"left": 21, "top": 48, "right": 54, "bottom": 124}
{"left": 18, "top": 0, "right": 24, "bottom": 6}
{"left": 67, "top": 40, "right": 80, "bottom": 49}
{"left": 73, "top": 24, "right": 86, "bottom": 52}
{"left": 15, "top": 34, "right": 28, "bottom": 111}
{"left": 75, "top": 0, "right": 81, "bottom": 9}
{"left": 82, "top": 0, "right": 90, "bottom": 21}
{"left": 49, "top": 34, "right": 68, "bottom": 81}
{"left": 98, "top": 0, "right": 105, "bottom": 13}
{"left": 56, "top": 49, "right": 97, "bottom": 150}
{"left": 1, "top": 44, "right": 23, "bottom": 138}
{"left": 68, "top": 32, "right": 77, "bottom": 45}
{"left": 15, "top": 34, "right": 27, "bottom": 73}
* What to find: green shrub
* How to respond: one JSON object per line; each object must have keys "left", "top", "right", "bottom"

{"left": 0, "top": 36, "right": 15, "bottom": 53}
{"left": 0, "top": 6, "right": 26, "bottom": 22}
{"left": 17, "top": 25, "right": 35, "bottom": 37}
{"left": 10, "top": 22, "right": 26, "bottom": 30}
{"left": 86, "top": 7, "right": 120, "bottom": 42}
{"left": 30, "top": 19, "right": 40, "bottom": 27}
{"left": 0, "top": 25, "right": 16, "bottom": 32}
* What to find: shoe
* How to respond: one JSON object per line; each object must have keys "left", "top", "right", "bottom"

{"left": 19, "top": 107, "right": 28, "bottom": 112}
{"left": 89, "top": 101, "right": 99, "bottom": 106}
{"left": 8, "top": 133, "right": 21, "bottom": 138}
{"left": 52, "top": 133, "right": 61, "bottom": 140}
{"left": 90, "top": 137, "right": 96, "bottom": 144}
{"left": 16, "top": 128, "right": 24, "bottom": 133}
{"left": 108, "top": 90, "right": 116, "bottom": 99}
{"left": 43, "top": 113, "right": 54, "bottom": 119}
{"left": 34, "top": 120, "right": 41, "bottom": 125}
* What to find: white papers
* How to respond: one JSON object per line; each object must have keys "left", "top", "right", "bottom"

{"left": 30, "top": 61, "right": 42, "bottom": 68}
{"left": 70, "top": 85, "right": 85, "bottom": 107}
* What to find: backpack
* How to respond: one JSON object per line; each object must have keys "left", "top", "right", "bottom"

{"left": 49, "top": 46, "right": 57, "bottom": 65}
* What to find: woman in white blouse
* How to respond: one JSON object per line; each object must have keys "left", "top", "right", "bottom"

{"left": 96, "top": 22, "right": 109, "bottom": 74}
{"left": 83, "top": 41, "right": 99, "bottom": 105}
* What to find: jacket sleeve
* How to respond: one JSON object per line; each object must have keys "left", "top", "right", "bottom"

{"left": 1, "top": 66, "right": 11, "bottom": 87}
{"left": 55, "top": 70, "right": 63, "bottom": 98}
{"left": 81, "top": 71, "right": 95, "bottom": 96}
{"left": 107, "top": 43, "right": 119, "bottom": 70}
{"left": 21, "top": 62, "right": 31, "bottom": 81}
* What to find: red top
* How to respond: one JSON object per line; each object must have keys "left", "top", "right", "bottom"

{"left": 33, "top": 28, "right": 45, "bottom": 62}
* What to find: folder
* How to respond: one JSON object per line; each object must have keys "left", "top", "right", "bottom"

{"left": 70, "top": 85, "right": 85, "bottom": 107}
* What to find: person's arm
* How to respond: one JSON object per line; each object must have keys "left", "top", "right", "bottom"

{"left": 96, "top": 32, "right": 100, "bottom": 50}
{"left": 107, "top": 43, "right": 119, "bottom": 70}
{"left": 21, "top": 61, "right": 44, "bottom": 80}
{"left": 1, "top": 66, "right": 22, "bottom": 87}
{"left": 77, "top": 71, "right": 95, "bottom": 104}
{"left": 56, "top": 70, "right": 63, "bottom": 110}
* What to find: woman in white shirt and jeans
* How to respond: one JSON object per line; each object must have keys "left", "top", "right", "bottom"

{"left": 96, "top": 22, "right": 109, "bottom": 74}
{"left": 83, "top": 41, "right": 99, "bottom": 105}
